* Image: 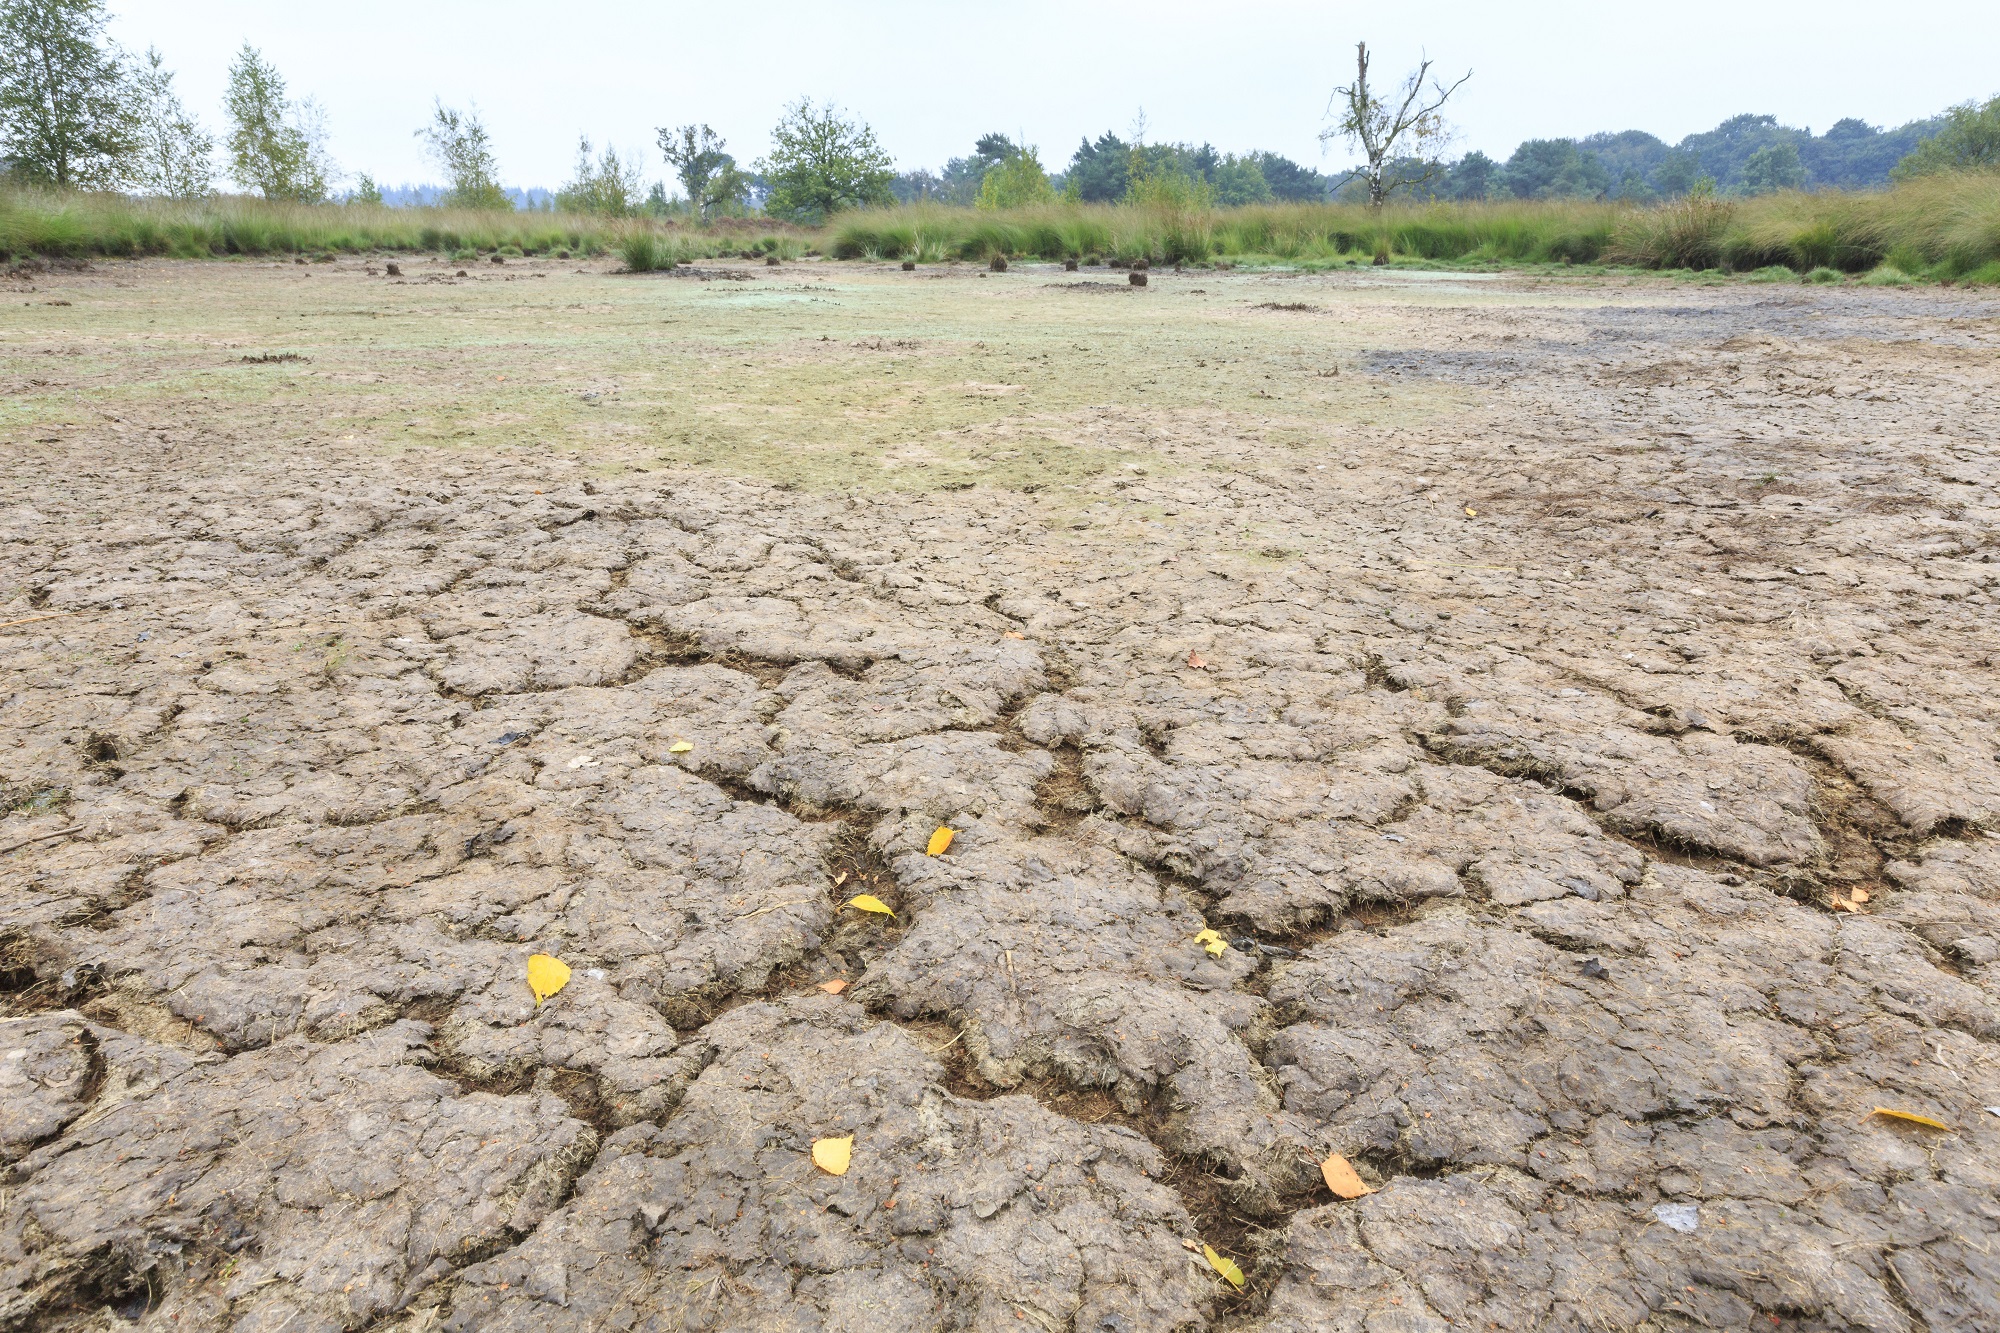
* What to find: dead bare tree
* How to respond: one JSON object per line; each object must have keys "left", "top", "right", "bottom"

{"left": 1321, "top": 43, "right": 1472, "bottom": 206}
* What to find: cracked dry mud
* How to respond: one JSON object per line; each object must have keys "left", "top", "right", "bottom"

{"left": 3, "top": 256, "right": 1999, "bottom": 1333}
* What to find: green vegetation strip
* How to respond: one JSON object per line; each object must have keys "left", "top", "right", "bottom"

{"left": 5, "top": 174, "right": 1998, "bottom": 282}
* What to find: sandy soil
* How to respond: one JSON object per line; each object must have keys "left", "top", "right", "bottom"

{"left": 2, "top": 254, "right": 1998, "bottom": 1332}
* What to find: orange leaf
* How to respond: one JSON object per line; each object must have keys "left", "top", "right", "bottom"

{"left": 1320, "top": 1152, "right": 1374, "bottom": 1199}
{"left": 818, "top": 979, "right": 849, "bottom": 995}
{"left": 1869, "top": 1107, "right": 1950, "bottom": 1131}
{"left": 811, "top": 1135, "right": 853, "bottom": 1175}
{"left": 1187, "top": 652, "right": 1209, "bottom": 669}
{"left": 927, "top": 826, "right": 955, "bottom": 856}
{"left": 1002, "top": 630, "right": 1026, "bottom": 640}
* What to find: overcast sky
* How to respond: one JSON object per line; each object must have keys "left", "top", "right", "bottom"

{"left": 108, "top": 1, "right": 2000, "bottom": 191}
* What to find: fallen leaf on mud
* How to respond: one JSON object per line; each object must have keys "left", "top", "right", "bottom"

{"left": 833, "top": 871, "right": 848, "bottom": 887}
{"left": 846, "top": 894, "right": 896, "bottom": 917}
{"left": 1002, "top": 630, "right": 1026, "bottom": 640}
{"left": 668, "top": 740, "right": 694, "bottom": 754}
{"left": 1831, "top": 895, "right": 1861, "bottom": 913}
{"left": 811, "top": 1135, "right": 853, "bottom": 1175}
{"left": 1851, "top": 886, "right": 1871, "bottom": 903}
{"left": 1186, "top": 652, "right": 1209, "bottom": 669}
{"left": 1194, "top": 928, "right": 1228, "bottom": 957}
{"left": 527, "top": 953, "right": 570, "bottom": 1006}
{"left": 1203, "top": 1244, "right": 1245, "bottom": 1289}
{"left": 927, "top": 826, "right": 955, "bottom": 856}
{"left": 818, "top": 979, "right": 849, "bottom": 995}
{"left": 1320, "top": 1152, "right": 1374, "bottom": 1199}
{"left": 1869, "top": 1107, "right": 1950, "bottom": 1131}
{"left": 1464, "top": 506, "right": 1478, "bottom": 517}
{"left": 565, "top": 754, "right": 600, "bottom": 770}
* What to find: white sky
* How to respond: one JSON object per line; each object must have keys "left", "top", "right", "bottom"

{"left": 109, "top": 0, "right": 2000, "bottom": 190}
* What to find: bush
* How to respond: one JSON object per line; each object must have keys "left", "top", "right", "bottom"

{"left": 1804, "top": 266, "right": 1844, "bottom": 284}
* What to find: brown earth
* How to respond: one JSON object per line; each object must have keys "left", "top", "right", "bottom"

{"left": 2, "top": 254, "right": 1998, "bottom": 1333}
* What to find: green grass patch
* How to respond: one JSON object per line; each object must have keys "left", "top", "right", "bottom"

{"left": 0, "top": 189, "right": 807, "bottom": 262}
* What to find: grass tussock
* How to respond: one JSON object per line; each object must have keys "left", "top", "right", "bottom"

{"left": 829, "top": 198, "right": 1625, "bottom": 266}
{"left": 0, "top": 190, "right": 808, "bottom": 263}
{"left": 1609, "top": 171, "right": 2000, "bottom": 278}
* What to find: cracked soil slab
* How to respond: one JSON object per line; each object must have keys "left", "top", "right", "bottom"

{"left": 2, "top": 256, "right": 1998, "bottom": 1331}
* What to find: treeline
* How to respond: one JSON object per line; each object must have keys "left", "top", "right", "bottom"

{"left": 1419, "top": 113, "right": 1948, "bottom": 203}
{"left": 894, "top": 109, "right": 1969, "bottom": 214}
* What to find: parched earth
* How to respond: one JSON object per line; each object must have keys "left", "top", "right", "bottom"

{"left": 2, "top": 256, "right": 1999, "bottom": 1333}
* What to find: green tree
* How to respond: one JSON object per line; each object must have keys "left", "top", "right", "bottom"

{"left": 975, "top": 144, "right": 1055, "bottom": 210}
{"left": 1252, "top": 151, "right": 1325, "bottom": 201}
{"left": 1893, "top": 96, "right": 2000, "bottom": 179}
{"left": 1653, "top": 148, "right": 1702, "bottom": 197}
{"left": 1210, "top": 153, "right": 1272, "bottom": 206}
{"left": 1321, "top": 41, "right": 1470, "bottom": 205}
{"left": 419, "top": 99, "right": 508, "bottom": 210}
{"left": 128, "top": 45, "right": 212, "bottom": 197}
{"left": 348, "top": 172, "right": 382, "bottom": 205}
{"left": 556, "top": 136, "right": 642, "bottom": 215}
{"left": 0, "top": 0, "right": 136, "bottom": 188}
{"left": 224, "top": 44, "right": 332, "bottom": 201}
{"left": 658, "top": 123, "right": 747, "bottom": 219}
{"left": 1498, "top": 139, "right": 1608, "bottom": 199}
{"left": 1443, "top": 149, "right": 1497, "bottom": 200}
{"left": 1738, "top": 140, "right": 1805, "bottom": 195}
{"left": 1064, "top": 132, "right": 1131, "bottom": 202}
{"left": 759, "top": 98, "right": 894, "bottom": 223}
{"left": 1125, "top": 145, "right": 1215, "bottom": 209}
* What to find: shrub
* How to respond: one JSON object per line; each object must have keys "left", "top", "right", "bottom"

{"left": 1804, "top": 266, "right": 1843, "bottom": 284}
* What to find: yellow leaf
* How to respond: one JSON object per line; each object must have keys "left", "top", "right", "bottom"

{"left": 1465, "top": 506, "right": 1478, "bottom": 517}
{"left": 668, "top": 740, "right": 694, "bottom": 753}
{"left": 927, "top": 826, "right": 955, "bottom": 856}
{"left": 833, "top": 871, "right": 848, "bottom": 887}
{"left": 846, "top": 894, "right": 896, "bottom": 918}
{"left": 1203, "top": 1244, "right": 1244, "bottom": 1289}
{"left": 812, "top": 1134, "right": 853, "bottom": 1175}
{"left": 1194, "top": 928, "right": 1227, "bottom": 957}
{"left": 1320, "top": 1152, "right": 1374, "bottom": 1199}
{"left": 818, "top": 979, "right": 849, "bottom": 995}
{"left": 1870, "top": 1107, "right": 1950, "bottom": 1131}
{"left": 527, "top": 953, "right": 570, "bottom": 1006}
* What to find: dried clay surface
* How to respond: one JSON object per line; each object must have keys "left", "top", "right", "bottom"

{"left": 2, "top": 256, "right": 1999, "bottom": 1332}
